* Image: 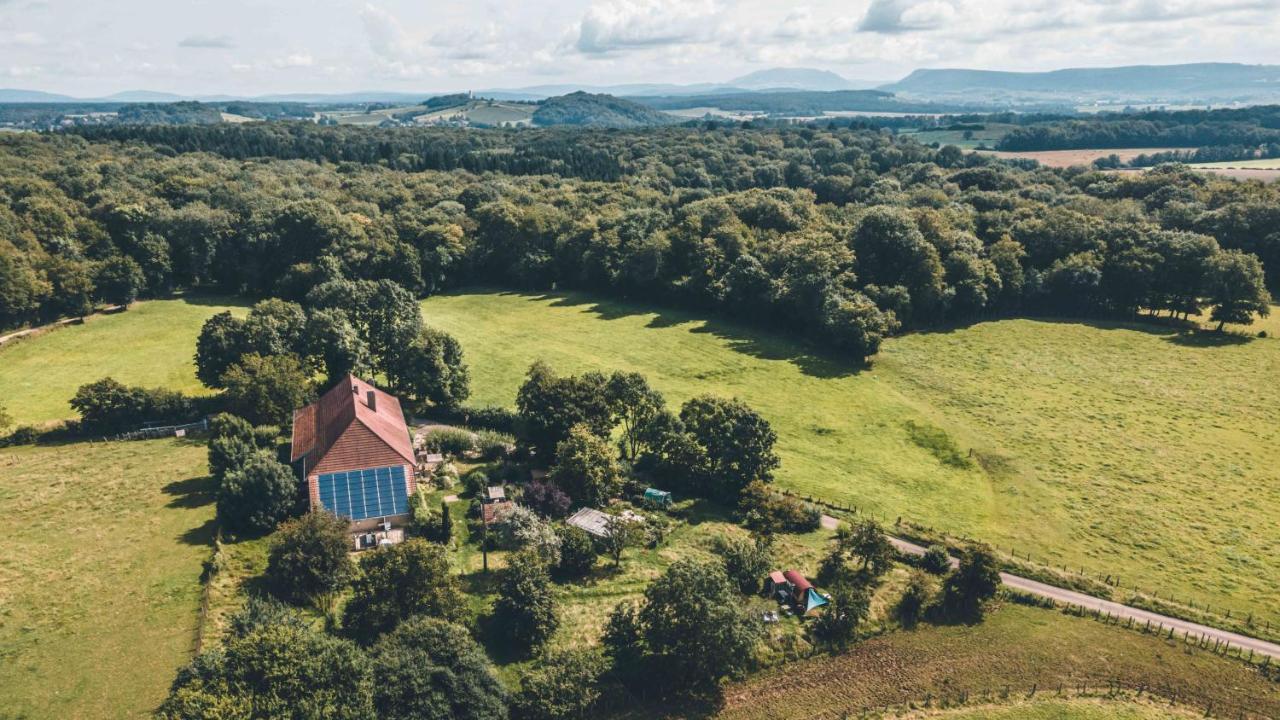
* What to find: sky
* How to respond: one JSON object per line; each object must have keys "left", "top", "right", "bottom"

{"left": 1, "top": 0, "right": 1278, "bottom": 97}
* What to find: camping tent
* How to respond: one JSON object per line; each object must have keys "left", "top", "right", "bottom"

{"left": 802, "top": 587, "right": 829, "bottom": 615}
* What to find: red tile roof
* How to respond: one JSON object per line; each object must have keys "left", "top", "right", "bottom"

{"left": 291, "top": 374, "right": 415, "bottom": 475}
{"left": 482, "top": 500, "right": 515, "bottom": 525}
{"left": 782, "top": 570, "right": 812, "bottom": 593}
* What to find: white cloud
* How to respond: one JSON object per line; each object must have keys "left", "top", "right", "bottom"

{"left": 573, "top": 0, "right": 721, "bottom": 54}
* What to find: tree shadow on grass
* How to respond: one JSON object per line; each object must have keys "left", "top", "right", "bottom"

{"left": 180, "top": 516, "right": 219, "bottom": 546}
{"left": 163, "top": 475, "right": 216, "bottom": 509}
{"left": 1164, "top": 330, "right": 1254, "bottom": 348}
{"left": 518, "top": 289, "right": 866, "bottom": 380}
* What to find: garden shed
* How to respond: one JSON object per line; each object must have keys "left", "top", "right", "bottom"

{"left": 643, "top": 488, "right": 672, "bottom": 508}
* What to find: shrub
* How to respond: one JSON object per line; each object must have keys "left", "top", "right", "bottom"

{"left": 739, "top": 481, "right": 821, "bottom": 534}
{"left": 208, "top": 434, "right": 256, "bottom": 484}
{"left": 511, "top": 649, "right": 604, "bottom": 720}
{"left": 370, "top": 617, "right": 508, "bottom": 720}
{"left": 157, "top": 620, "right": 373, "bottom": 720}
{"left": 715, "top": 535, "right": 773, "bottom": 595}
{"left": 216, "top": 452, "right": 298, "bottom": 535}
{"left": 921, "top": 544, "right": 952, "bottom": 574}
{"left": 209, "top": 412, "right": 253, "bottom": 443}
{"left": 523, "top": 480, "right": 571, "bottom": 519}
{"left": 896, "top": 569, "right": 936, "bottom": 627}
{"left": 266, "top": 511, "right": 355, "bottom": 606}
{"left": 224, "top": 595, "right": 310, "bottom": 640}
{"left": 498, "top": 506, "right": 562, "bottom": 566}
{"left": 70, "top": 377, "right": 196, "bottom": 434}
{"left": 476, "top": 429, "right": 517, "bottom": 460}
{"left": 1, "top": 424, "right": 40, "bottom": 446}
{"left": 423, "top": 426, "right": 477, "bottom": 455}
{"left": 554, "top": 525, "right": 596, "bottom": 579}
{"left": 462, "top": 467, "right": 490, "bottom": 496}
{"left": 408, "top": 487, "right": 438, "bottom": 536}
{"left": 941, "top": 545, "right": 1002, "bottom": 622}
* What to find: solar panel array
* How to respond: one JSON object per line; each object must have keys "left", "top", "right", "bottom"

{"left": 316, "top": 465, "right": 409, "bottom": 521}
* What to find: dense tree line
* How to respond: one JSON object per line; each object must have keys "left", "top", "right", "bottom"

{"left": 997, "top": 106, "right": 1280, "bottom": 151}
{"left": 2, "top": 124, "right": 1274, "bottom": 365}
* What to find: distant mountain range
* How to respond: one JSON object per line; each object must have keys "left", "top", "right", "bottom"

{"left": 5, "top": 63, "right": 1280, "bottom": 108}
{"left": 884, "top": 63, "right": 1280, "bottom": 104}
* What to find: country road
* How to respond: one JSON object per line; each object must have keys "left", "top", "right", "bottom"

{"left": 884, "top": 532, "right": 1280, "bottom": 660}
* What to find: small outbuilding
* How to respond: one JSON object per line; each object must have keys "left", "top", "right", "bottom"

{"left": 485, "top": 485, "right": 506, "bottom": 503}
{"left": 482, "top": 499, "right": 515, "bottom": 526}
{"left": 770, "top": 569, "right": 829, "bottom": 616}
{"left": 642, "top": 488, "right": 672, "bottom": 508}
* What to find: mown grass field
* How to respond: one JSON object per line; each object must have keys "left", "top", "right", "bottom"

{"left": 422, "top": 290, "right": 1280, "bottom": 624}
{"left": 714, "top": 604, "right": 1280, "bottom": 719}
{"left": 0, "top": 297, "right": 244, "bottom": 427}
{"left": 0, "top": 438, "right": 215, "bottom": 720}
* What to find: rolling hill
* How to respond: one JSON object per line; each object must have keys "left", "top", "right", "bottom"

{"left": 531, "top": 91, "right": 680, "bottom": 128}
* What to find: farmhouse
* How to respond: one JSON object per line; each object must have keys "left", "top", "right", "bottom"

{"left": 290, "top": 374, "right": 417, "bottom": 533}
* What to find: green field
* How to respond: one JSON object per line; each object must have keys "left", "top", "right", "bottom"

{"left": 900, "top": 123, "right": 1017, "bottom": 149}
{"left": 422, "top": 290, "right": 1280, "bottom": 624}
{"left": 715, "top": 604, "right": 1280, "bottom": 719}
{"left": 0, "top": 297, "right": 244, "bottom": 427}
{"left": 0, "top": 438, "right": 215, "bottom": 719}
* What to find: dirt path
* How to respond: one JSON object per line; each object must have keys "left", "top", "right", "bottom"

{"left": 0, "top": 304, "right": 127, "bottom": 348}
{"left": 884, "top": 531, "right": 1280, "bottom": 660}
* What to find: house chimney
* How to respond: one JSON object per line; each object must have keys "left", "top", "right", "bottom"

{"left": 366, "top": 390, "right": 377, "bottom": 412}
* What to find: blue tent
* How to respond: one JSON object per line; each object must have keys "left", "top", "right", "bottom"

{"left": 803, "top": 587, "right": 829, "bottom": 615}
{"left": 643, "top": 488, "right": 672, "bottom": 508}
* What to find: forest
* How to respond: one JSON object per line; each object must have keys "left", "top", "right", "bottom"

{"left": 2, "top": 122, "right": 1276, "bottom": 364}
{"left": 995, "top": 105, "right": 1280, "bottom": 151}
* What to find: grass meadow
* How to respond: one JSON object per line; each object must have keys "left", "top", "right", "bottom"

{"left": 0, "top": 438, "right": 214, "bottom": 719}
{"left": 422, "top": 290, "right": 1280, "bottom": 625}
{"left": 0, "top": 296, "right": 245, "bottom": 427}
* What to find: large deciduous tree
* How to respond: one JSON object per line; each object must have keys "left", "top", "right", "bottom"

{"left": 369, "top": 616, "right": 508, "bottom": 720}
{"left": 220, "top": 353, "right": 313, "bottom": 427}
{"left": 547, "top": 424, "right": 623, "bottom": 508}
{"left": 1206, "top": 249, "right": 1271, "bottom": 331}
{"left": 604, "top": 558, "right": 760, "bottom": 692}
{"left": 342, "top": 538, "right": 465, "bottom": 643}
{"left": 266, "top": 511, "right": 355, "bottom": 607}
{"left": 679, "top": 395, "right": 779, "bottom": 500}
